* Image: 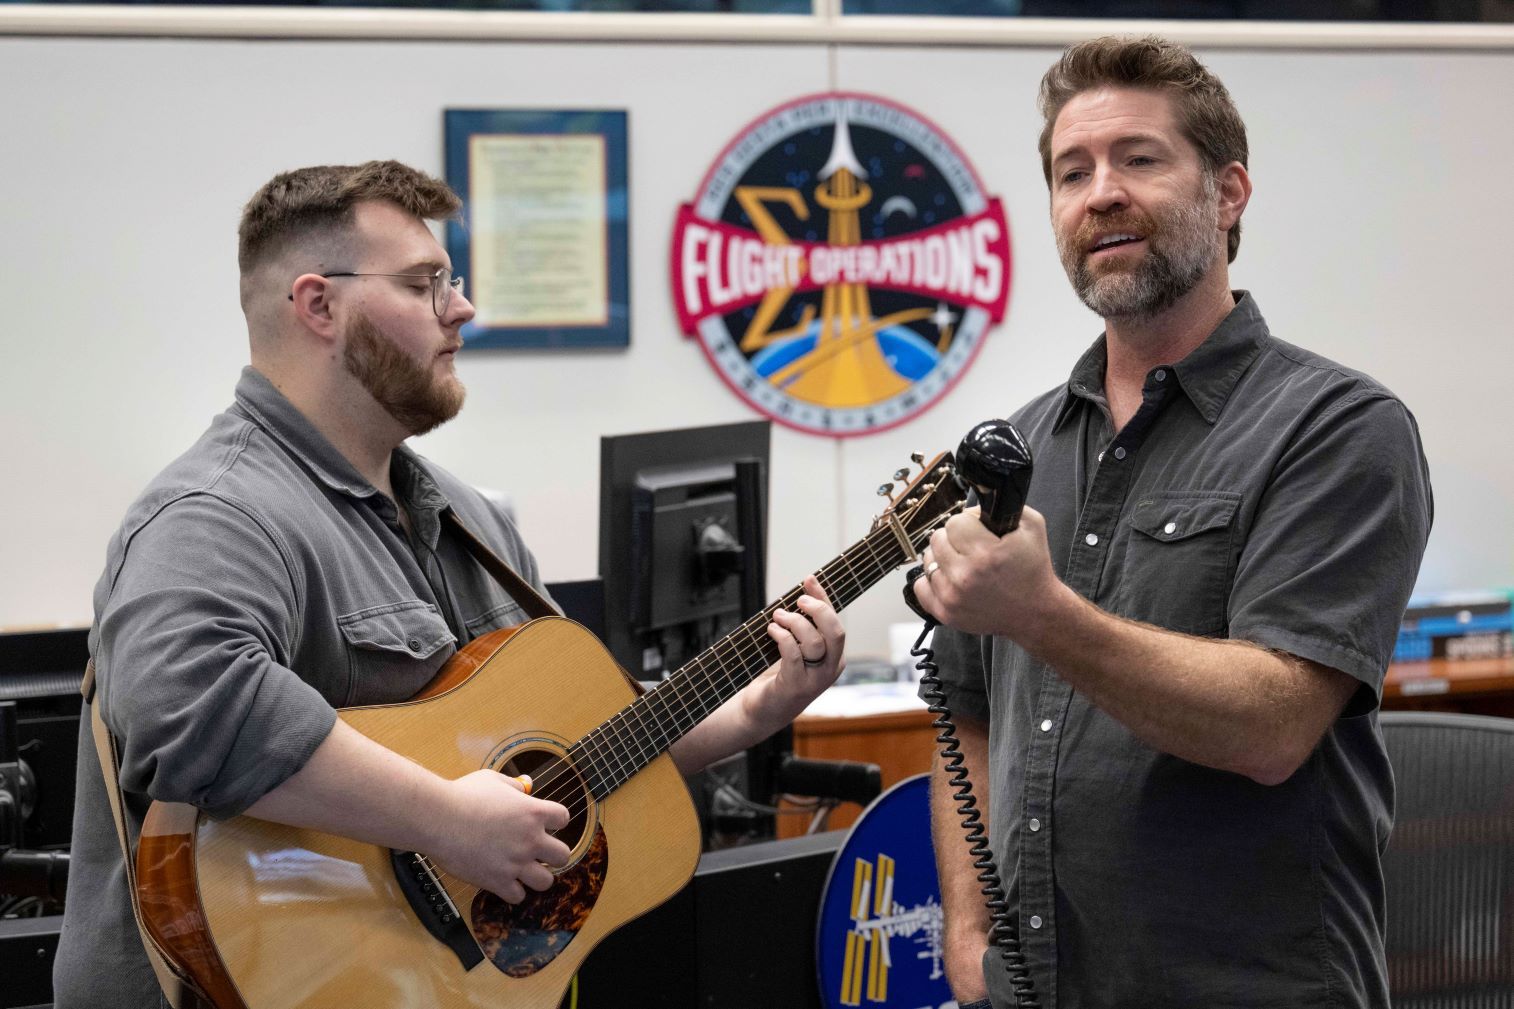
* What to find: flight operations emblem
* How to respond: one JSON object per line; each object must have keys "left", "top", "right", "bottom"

{"left": 671, "top": 93, "right": 1012, "bottom": 437}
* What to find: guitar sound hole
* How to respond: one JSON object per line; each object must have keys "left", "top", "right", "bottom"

{"left": 498, "top": 747, "right": 590, "bottom": 863}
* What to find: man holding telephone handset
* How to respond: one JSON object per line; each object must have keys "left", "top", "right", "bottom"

{"left": 914, "top": 36, "right": 1432, "bottom": 1009}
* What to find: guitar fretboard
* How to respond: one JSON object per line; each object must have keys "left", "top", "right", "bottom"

{"left": 567, "top": 521, "right": 924, "bottom": 799}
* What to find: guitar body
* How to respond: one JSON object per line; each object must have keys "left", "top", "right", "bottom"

{"left": 136, "top": 617, "right": 701, "bottom": 1009}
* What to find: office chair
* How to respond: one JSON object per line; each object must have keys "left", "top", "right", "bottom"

{"left": 1381, "top": 711, "right": 1514, "bottom": 1008}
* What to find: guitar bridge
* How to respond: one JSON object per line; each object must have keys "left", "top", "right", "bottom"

{"left": 390, "top": 849, "right": 484, "bottom": 970}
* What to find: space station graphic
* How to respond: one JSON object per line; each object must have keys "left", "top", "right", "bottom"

{"left": 839, "top": 853, "right": 946, "bottom": 1006}
{"left": 672, "top": 92, "right": 1012, "bottom": 437}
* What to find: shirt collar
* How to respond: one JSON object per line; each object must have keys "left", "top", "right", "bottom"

{"left": 1053, "top": 337, "right": 1110, "bottom": 433}
{"left": 231, "top": 367, "right": 453, "bottom": 539}
{"left": 391, "top": 447, "right": 452, "bottom": 549}
{"left": 1053, "top": 291, "right": 1269, "bottom": 430}
{"left": 1168, "top": 292, "right": 1269, "bottom": 424}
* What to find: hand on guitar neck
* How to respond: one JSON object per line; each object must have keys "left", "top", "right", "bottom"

{"left": 669, "top": 573, "right": 846, "bottom": 775}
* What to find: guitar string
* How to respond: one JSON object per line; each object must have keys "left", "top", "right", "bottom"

{"left": 521, "top": 521, "right": 900, "bottom": 811}
{"left": 415, "top": 542, "right": 889, "bottom": 902}
{"left": 582, "top": 526, "right": 895, "bottom": 796}
{"left": 439, "top": 518, "right": 902, "bottom": 878}
{"left": 418, "top": 529, "right": 900, "bottom": 900}
{"left": 415, "top": 540, "right": 884, "bottom": 901}
{"left": 421, "top": 520, "right": 925, "bottom": 901}
{"left": 420, "top": 487, "right": 956, "bottom": 902}
{"left": 518, "top": 519, "right": 912, "bottom": 824}
{"left": 413, "top": 563, "right": 876, "bottom": 901}
{"left": 496, "top": 504, "right": 939, "bottom": 820}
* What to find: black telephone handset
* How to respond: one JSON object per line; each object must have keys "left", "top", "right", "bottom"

{"left": 903, "top": 419, "right": 1039, "bottom": 1008}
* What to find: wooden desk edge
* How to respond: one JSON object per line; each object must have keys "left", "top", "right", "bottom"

{"left": 1384, "top": 656, "right": 1514, "bottom": 700}
{"left": 794, "top": 707, "right": 935, "bottom": 734}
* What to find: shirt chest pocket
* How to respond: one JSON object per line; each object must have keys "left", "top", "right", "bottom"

{"left": 464, "top": 598, "right": 530, "bottom": 638}
{"left": 1118, "top": 493, "right": 1242, "bottom": 637}
{"left": 336, "top": 601, "right": 458, "bottom": 707}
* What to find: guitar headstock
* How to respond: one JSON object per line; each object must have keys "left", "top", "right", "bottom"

{"left": 873, "top": 452, "right": 967, "bottom": 553}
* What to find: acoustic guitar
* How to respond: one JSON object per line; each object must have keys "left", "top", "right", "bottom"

{"left": 133, "top": 452, "right": 967, "bottom": 1009}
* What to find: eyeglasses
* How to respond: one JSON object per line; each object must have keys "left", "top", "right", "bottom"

{"left": 318, "top": 267, "right": 465, "bottom": 318}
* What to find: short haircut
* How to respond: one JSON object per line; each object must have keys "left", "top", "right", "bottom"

{"left": 237, "top": 160, "right": 461, "bottom": 275}
{"left": 1038, "top": 36, "right": 1248, "bottom": 263}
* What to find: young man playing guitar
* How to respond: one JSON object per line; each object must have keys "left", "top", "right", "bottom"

{"left": 54, "top": 160, "right": 847, "bottom": 1009}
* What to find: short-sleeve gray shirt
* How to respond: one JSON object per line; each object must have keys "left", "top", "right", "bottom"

{"left": 932, "top": 294, "right": 1433, "bottom": 1009}
{"left": 54, "top": 367, "right": 555, "bottom": 1009}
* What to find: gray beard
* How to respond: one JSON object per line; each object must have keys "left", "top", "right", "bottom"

{"left": 1061, "top": 183, "right": 1220, "bottom": 322}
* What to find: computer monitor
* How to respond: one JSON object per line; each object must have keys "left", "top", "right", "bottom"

{"left": 598, "top": 420, "right": 770, "bottom": 679}
{"left": 599, "top": 421, "right": 784, "bottom": 847}
{"left": 0, "top": 628, "right": 88, "bottom": 855}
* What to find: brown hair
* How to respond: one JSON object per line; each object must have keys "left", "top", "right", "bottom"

{"left": 1038, "top": 36, "right": 1248, "bottom": 263}
{"left": 237, "top": 160, "right": 461, "bottom": 274}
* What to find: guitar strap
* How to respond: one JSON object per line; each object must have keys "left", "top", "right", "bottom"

{"left": 446, "top": 508, "right": 645, "bottom": 696}
{"left": 442, "top": 508, "right": 557, "bottom": 621}
{"left": 75, "top": 508, "right": 551, "bottom": 1008}
{"left": 80, "top": 660, "right": 213, "bottom": 1009}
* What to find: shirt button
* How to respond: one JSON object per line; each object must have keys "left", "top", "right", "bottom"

{"left": 1040, "top": 718, "right": 1053, "bottom": 732}
{"left": 1164, "top": 521, "right": 1177, "bottom": 535}
{"left": 1113, "top": 447, "right": 1126, "bottom": 460}
{"left": 407, "top": 637, "right": 423, "bottom": 651}
{"left": 1085, "top": 533, "right": 1099, "bottom": 546}
{"left": 1029, "top": 915, "right": 1043, "bottom": 929}
{"left": 1155, "top": 369, "right": 1167, "bottom": 382}
{"left": 1029, "top": 818, "right": 1041, "bottom": 832}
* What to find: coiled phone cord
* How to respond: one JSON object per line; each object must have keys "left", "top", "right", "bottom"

{"left": 903, "top": 417, "right": 1039, "bottom": 1008}
{"left": 912, "top": 619, "right": 1039, "bottom": 1008}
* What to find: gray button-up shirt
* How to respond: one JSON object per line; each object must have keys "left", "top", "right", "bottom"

{"left": 55, "top": 367, "right": 553, "bottom": 1009}
{"left": 932, "top": 294, "right": 1433, "bottom": 1009}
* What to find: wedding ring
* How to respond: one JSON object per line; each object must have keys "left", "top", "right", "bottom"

{"left": 925, "top": 561, "right": 941, "bottom": 579}
{"left": 801, "top": 649, "right": 828, "bottom": 668}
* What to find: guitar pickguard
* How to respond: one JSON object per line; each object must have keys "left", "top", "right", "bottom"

{"left": 470, "top": 825, "right": 610, "bottom": 977}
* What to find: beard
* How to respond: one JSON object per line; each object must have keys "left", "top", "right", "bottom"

{"left": 1057, "top": 174, "right": 1220, "bottom": 321}
{"left": 342, "top": 311, "right": 465, "bottom": 437}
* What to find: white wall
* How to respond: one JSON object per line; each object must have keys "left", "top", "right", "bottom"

{"left": 1, "top": 34, "right": 1509, "bottom": 660}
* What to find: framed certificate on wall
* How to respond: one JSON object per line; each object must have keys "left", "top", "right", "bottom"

{"left": 445, "top": 109, "right": 629, "bottom": 350}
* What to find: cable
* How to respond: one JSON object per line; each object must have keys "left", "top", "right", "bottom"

{"left": 0, "top": 894, "right": 48, "bottom": 918}
{"left": 911, "top": 611, "right": 1039, "bottom": 1008}
{"left": 708, "top": 781, "right": 826, "bottom": 816}
{"left": 898, "top": 415, "right": 1038, "bottom": 1006}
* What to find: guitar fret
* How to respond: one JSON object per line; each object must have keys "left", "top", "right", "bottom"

{"left": 605, "top": 720, "right": 630, "bottom": 791}
{"left": 569, "top": 735, "right": 603, "bottom": 799}
{"left": 586, "top": 727, "right": 618, "bottom": 798}
{"left": 632, "top": 703, "right": 657, "bottom": 765}
{"left": 567, "top": 461, "right": 958, "bottom": 801}
{"left": 673, "top": 674, "right": 699, "bottom": 735}
{"left": 600, "top": 715, "right": 637, "bottom": 794}
{"left": 617, "top": 709, "right": 646, "bottom": 785}
{"left": 615, "top": 710, "right": 644, "bottom": 786}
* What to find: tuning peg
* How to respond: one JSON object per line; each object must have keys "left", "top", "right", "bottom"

{"left": 877, "top": 483, "right": 895, "bottom": 498}
{"left": 893, "top": 468, "right": 911, "bottom": 482}
{"left": 910, "top": 452, "right": 925, "bottom": 466}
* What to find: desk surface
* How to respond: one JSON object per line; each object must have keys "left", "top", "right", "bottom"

{"left": 1383, "top": 656, "right": 1514, "bottom": 700}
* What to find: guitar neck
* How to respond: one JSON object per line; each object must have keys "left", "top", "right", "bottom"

{"left": 568, "top": 521, "right": 918, "bottom": 800}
